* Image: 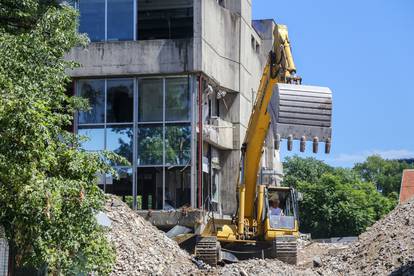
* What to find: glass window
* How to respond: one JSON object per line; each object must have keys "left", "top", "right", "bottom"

{"left": 78, "top": 79, "right": 105, "bottom": 124}
{"left": 79, "top": 0, "right": 105, "bottom": 42}
{"left": 107, "top": 79, "right": 134, "bottom": 123}
{"left": 101, "top": 167, "right": 133, "bottom": 196}
{"left": 165, "top": 167, "right": 191, "bottom": 209}
{"left": 107, "top": 126, "right": 133, "bottom": 163}
{"left": 166, "top": 78, "right": 190, "bottom": 121}
{"left": 165, "top": 124, "right": 191, "bottom": 165}
{"left": 137, "top": 7, "right": 193, "bottom": 40}
{"left": 139, "top": 79, "right": 163, "bottom": 122}
{"left": 107, "top": 0, "right": 134, "bottom": 41}
{"left": 78, "top": 127, "right": 105, "bottom": 151}
{"left": 138, "top": 125, "right": 163, "bottom": 165}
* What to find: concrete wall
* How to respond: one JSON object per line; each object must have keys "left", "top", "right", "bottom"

{"left": 196, "top": 0, "right": 275, "bottom": 214}
{"left": 65, "top": 39, "right": 193, "bottom": 77}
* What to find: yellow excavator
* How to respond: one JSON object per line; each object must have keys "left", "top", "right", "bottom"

{"left": 194, "top": 24, "right": 333, "bottom": 265}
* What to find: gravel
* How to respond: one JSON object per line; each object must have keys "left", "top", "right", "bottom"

{"left": 216, "top": 258, "right": 317, "bottom": 276}
{"left": 104, "top": 196, "right": 197, "bottom": 276}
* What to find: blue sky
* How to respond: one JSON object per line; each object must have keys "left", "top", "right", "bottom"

{"left": 253, "top": 0, "right": 414, "bottom": 167}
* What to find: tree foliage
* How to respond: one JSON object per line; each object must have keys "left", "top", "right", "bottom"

{"left": 0, "top": 1, "right": 116, "bottom": 274}
{"left": 353, "top": 155, "right": 414, "bottom": 198}
{"left": 283, "top": 156, "right": 333, "bottom": 188}
{"left": 283, "top": 156, "right": 397, "bottom": 238}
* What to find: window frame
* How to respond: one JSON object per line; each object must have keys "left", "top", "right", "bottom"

{"left": 74, "top": 0, "right": 137, "bottom": 42}
{"left": 76, "top": 77, "right": 134, "bottom": 194}
{"left": 75, "top": 75, "right": 193, "bottom": 210}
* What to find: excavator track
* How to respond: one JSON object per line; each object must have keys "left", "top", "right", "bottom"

{"left": 195, "top": 236, "right": 221, "bottom": 267}
{"left": 272, "top": 236, "right": 297, "bottom": 265}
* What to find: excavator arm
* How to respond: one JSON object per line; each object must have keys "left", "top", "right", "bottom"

{"left": 195, "top": 24, "right": 332, "bottom": 267}
{"left": 237, "top": 25, "right": 332, "bottom": 236}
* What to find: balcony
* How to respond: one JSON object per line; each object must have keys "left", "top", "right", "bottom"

{"left": 203, "top": 117, "right": 234, "bottom": 150}
{"left": 65, "top": 39, "right": 193, "bottom": 78}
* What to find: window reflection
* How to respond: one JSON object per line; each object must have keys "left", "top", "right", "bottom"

{"left": 79, "top": 0, "right": 105, "bottom": 41}
{"left": 166, "top": 78, "right": 190, "bottom": 121}
{"left": 139, "top": 79, "right": 163, "bottom": 122}
{"left": 107, "top": 126, "right": 133, "bottom": 162}
{"left": 107, "top": 79, "right": 134, "bottom": 123}
{"left": 138, "top": 125, "right": 163, "bottom": 165}
{"left": 78, "top": 79, "right": 105, "bottom": 124}
{"left": 107, "top": 0, "right": 134, "bottom": 41}
{"left": 78, "top": 127, "right": 105, "bottom": 151}
{"left": 165, "top": 124, "right": 191, "bottom": 165}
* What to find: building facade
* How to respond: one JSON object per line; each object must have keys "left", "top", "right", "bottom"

{"left": 66, "top": 0, "right": 282, "bottom": 215}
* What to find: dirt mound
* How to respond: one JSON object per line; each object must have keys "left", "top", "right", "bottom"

{"left": 319, "top": 199, "right": 414, "bottom": 275}
{"left": 104, "top": 196, "right": 197, "bottom": 276}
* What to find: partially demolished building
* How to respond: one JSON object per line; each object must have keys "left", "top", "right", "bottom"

{"left": 66, "top": 0, "right": 283, "bottom": 216}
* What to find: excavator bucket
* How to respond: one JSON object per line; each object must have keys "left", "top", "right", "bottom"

{"left": 269, "top": 83, "right": 333, "bottom": 153}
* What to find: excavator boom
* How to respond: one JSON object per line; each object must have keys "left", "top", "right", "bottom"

{"left": 239, "top": 24, "right": 332, "bottom": 227}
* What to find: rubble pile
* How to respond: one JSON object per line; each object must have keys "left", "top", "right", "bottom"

{"left": 102, "top": 194, "right": 414, "bottom": 275}
{"left": 298, "top": 242, "right": 348, "bottom": 268}
{"left": 217, "top": 258, "right": 317, "bottom": 276}
{"left": 104, "top": 196, "right": 197, "bottom": 276}
{"left": 319, "top": 199, "right": 414, "bottom": 275}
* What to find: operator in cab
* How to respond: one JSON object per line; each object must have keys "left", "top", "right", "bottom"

{"left": 269, "top": 197, "right": 284, "bottom": 216}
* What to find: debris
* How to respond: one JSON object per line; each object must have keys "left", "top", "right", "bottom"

{"left": 191, "top": 257, "right": 210, "bottom": 270}
{"left": 217, "top": 258, "right": 317, "bottom": 276}
{"left": 104, "top": 196, "right": 197, "bottom": 276}
{"left": 96, "top": 211, "right": 112, "bottom": 227}
{"left": 318, "top": 198, "right": 414, "bottom": 275}
{"left": 102, "top": 195, "right": 414, "bottom": 275}
{"left": 166, "top": 225, "right": 192, "bottom": 239}
{"left": 313, "top": 256, "right": 322, "bottom": 268}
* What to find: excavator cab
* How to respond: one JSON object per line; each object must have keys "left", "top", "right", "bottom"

{"left": 264, "top": 186, "right": 300, "bottom": 264}
{"left": 266, "top": 187, "right": 299, "bottom": 230}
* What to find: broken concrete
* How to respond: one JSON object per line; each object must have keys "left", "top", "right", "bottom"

{"left": 318, "top": 198, "right": 414, "bottom": 275}
{"left": 104, "top": 196, "right": 197, "bottom": 275}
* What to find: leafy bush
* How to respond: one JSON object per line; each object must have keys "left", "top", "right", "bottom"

{"left": 0, "top": 1, "right": 116, "bottom": 274}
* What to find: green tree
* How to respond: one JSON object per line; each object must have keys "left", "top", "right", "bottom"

{"left": 353, "top": 155, "right": 414, "bottom": 198}
{"left": 296, "top": 169, "right": 394, "bottom": 238}
{"left": 283, "top": 156, "right": 334, "bottom": 187}
{"left": 283, "top": 156, "right": 395, "bottom": 238}
{"left": 0, "top": 1, "right": 116, "bottom": 274}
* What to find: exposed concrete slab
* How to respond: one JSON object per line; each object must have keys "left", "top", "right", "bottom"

{"left": 65, "top": 39, "right": 193, "bottom": 78}
{"left": 203, "top": 118, "right": 234, "bottom": 150}
{"left": 200, "top": 0, "right": 240, "bottom": 91}
{"left": 219, "top": 149, "right": 240, "bottom": 214}
{"left": 136, "top": 209, "right": 205, "bottom": 231}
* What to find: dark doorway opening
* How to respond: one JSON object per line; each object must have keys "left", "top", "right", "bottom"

{"left": 137, "top": 167, "right": 163, "bottom": 209}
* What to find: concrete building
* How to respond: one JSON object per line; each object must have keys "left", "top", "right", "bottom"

{"left": 66, "top": 0, "right": 282, "bottom": 216}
